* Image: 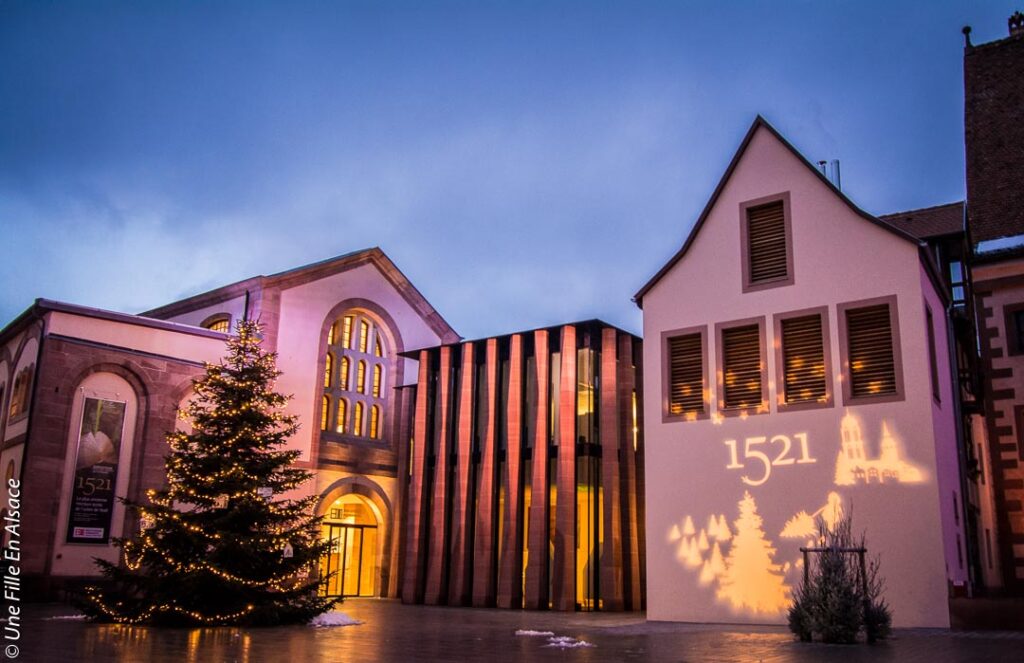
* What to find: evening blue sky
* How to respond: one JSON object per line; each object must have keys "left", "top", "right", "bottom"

{"left": 1, "top": 2, "right": 1017, "bottom": 339}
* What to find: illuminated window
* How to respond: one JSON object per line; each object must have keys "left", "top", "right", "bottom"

{"left": 359, "top": 321, "right": 370, "bottom": 353}
{"left": 926, "top": 305, "right": 940, "bottom": 402}
{"left": 322, "top": 310, "right": 388, "bottom": 440}
{"left": 339, "top": 357, "right": 350, "bottom": 390}
{"left": 8, "top": 367, "right": 32, "bottom": 419}
{"left": 372, "top": 364, "right": 382, "bottom": 397}
{"left": 370, "top": 405, "right": 380, "bottom": 438}
{"left": 342, "top": 316, "right": 353, "bottom": 348}
{"left": 354, "top": 402, "right": 364, "bottom": 436}
{"left": 741, "top": 194, "right": 792, "bottom": 292}
{"left": 775, "top": 309, "right": 831, "bottom": 409}
{"left": 336, "top": 399, "right": 347, "bottom": 434}
{"left": 321, "top": 395, "right": 330, "bottom": 431}
{"left": 839, "top": 297, "right": 903, "bottom": 404}
{"left": 664, "top": 328, "right": 706, "bottom": 419}
{"left": 717, "top": 319, "right": 766, "bottom": 412}
{"left": 200, "top": 314, "right": 232, "bottom": 333}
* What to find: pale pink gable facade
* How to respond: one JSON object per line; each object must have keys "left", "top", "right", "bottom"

{"left": 637, "top": 119, "right": 965, "bottom": 627}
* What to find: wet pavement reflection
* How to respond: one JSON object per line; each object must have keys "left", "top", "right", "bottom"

{"left": 20, "top": 598, "right": 1024, "bottom": 662}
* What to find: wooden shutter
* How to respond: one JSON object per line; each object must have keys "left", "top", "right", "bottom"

{"left": 722, "top": 324, "right": 763, "bottom": 409}
{"left": 747, "top": 201, "right": 788, "bottom": 284}
{"left": 781, "top": 314, "right": 827, "bottom": 404}
{"left": 846, "top": 304, "right": 897, "bottom": 398}
{"left": 667, "top": 333, "right": 704, "bottom": 415}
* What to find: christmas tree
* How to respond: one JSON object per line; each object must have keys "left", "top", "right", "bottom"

{"left": 79, "top": 320, "right": 336, "bottom": 626}
{"left": 716, "top": 491, "right": 790, "bottom": 615}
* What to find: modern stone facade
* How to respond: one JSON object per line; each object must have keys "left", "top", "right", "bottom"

{"left": 399, "top": 321, "right": 645, "bottom": 611}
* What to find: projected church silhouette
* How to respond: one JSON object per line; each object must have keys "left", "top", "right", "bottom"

{"left": 834, "top": 413, "right": 924, "bottom": 486}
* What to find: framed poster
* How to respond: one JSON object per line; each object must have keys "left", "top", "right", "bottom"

{"left": 66, "top": 397, "right": 126, "bottom": 544}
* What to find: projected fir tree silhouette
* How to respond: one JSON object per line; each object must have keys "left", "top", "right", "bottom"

{"left": 716, "top": 491, "right": 790, "bottom": 615}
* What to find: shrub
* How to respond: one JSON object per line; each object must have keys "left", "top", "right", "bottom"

{"left": 787, "top": 509, "right": 891, "bottom": 644}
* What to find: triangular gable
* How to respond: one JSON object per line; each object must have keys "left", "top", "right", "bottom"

{"left": 632, "top": 116, "right": 922, "bottom": 307}
{"left": 143, "top": 247, "right": 460, "bottom": 343}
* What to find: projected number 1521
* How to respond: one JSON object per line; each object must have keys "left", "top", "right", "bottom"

{"left": 724, "top": 434, "right": 816, "bottom": 486}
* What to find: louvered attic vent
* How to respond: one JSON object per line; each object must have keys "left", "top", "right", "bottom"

{"left": 781, "top": 314, "right": 827, "bottom": 404}
{"left": 846, "top": 304, "right": 897, "bottom": 398}
{"left": 668, "top": 333, "right": 704, "bottom": 415}
{"left": 721, "top": 324, "right": 762, "bottom": 409}
{"left": 747, "top": 201, "right": 788, "bottom": 284}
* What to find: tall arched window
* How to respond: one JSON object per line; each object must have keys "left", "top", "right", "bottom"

{"left": 324, "top": 353, "right": 334, "bottom": 388}
{"left": 322, "top": 310, "right": 390, "bottom": 440}
{"left": 370, "top": 405, "right": 380, "bottom": 439}
{"left": 340, "top": 357, "right": 350, "bottom": 390}
{"left": 335, "top": 399, "right": 347, "bottom": 434}
{"left": 354, "top": 402, "right": 364, "bottom": 436}
{"left": 357, "top": 360, "right": 367, "bottom": 394}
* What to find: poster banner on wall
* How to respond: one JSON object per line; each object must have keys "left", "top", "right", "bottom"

{"left": 66, "top": 397, "right": 125, "bottom": 544}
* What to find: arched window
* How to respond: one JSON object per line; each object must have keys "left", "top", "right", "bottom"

{"left": 357, "top": 360, "right": 367, "bottom": 394}
{"left": 335, "top": 399, "right": 347, "bottom": 434}
{"left": 354, "top": 402, "right": 364, "bottom": 436}
{"left": 324, "top": 353, "right": 334, "bottom": 388}
{"left": 359, "top": 320, "right": 370, "bottom": 353}
{"left": 322, "top": 310, "right": 390, "bottom": 442}
{"left": 8, "top": 367, "right": 32, "bottom": 419}
{"left": 201, "top": 314, "right": 232, "bottom": 333}
{"left": 370, "top": 405, "right": 380, "bottom": 439}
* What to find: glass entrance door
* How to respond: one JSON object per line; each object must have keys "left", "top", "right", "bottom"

{"left": 319, "top": 523, "right": 377, "bottom": 598}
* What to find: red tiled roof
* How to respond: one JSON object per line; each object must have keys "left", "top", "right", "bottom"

{"left": 879, "top": 201, "right": 964, "bottom": 239}
{"left": 965, "top": 32, "right": 1024, "bottom": 243}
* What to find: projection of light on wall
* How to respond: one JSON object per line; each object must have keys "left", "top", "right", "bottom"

{"left": 671, "top": 492, "right": 791, "bottom": 616}
{"left": 834, "top": 412, "right": 924, "bottom": 486}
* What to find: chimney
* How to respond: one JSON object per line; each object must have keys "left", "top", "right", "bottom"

{"left": 1011, "top": 11, "right": 1024, "bottom": 37}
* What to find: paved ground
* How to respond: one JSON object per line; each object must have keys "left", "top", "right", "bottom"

{"left": 16, "top": 599, "right": 1024, "bottom": 662}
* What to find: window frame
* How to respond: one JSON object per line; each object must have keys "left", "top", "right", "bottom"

{"left": 772, "top": 306, "right": 834, "bottom": 413}
{"left": 740, "top": 191, "right": 795, "bottom": 293}
{"left": 837, "top": 295, "right": 905, "bottom": 406}
{"left": 660, "top": 326, "right": 709, "bottom": 423}
{"left": 1002, "top": 301, "right": 1024, "bottom": 357}
{"left": 926, "top": 303, "right": 941, "bottom": 404}
{"left": 715, "top": 316, "right": 768, "bottom": 416}
{"left": 199, "top": 313, "right": 232, "bottom": 333}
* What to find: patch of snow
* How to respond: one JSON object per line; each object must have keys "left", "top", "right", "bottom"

{"left": 977, "top": 233, "right": 1024, "bottom": 254}
{"left": 309, "top": 611, "right": 361, "bottom": 628}
{"left": 515, "top": 629, "right": 555, "bottom": 637}
{"left": 45, "top": 614, "right": 88, "bottom": 621}
{"left": 544, "top": 635, "right": 595, "bottom": 649}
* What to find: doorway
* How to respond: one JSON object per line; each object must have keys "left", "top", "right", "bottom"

{"left": 319, "top": 494, "right": 379, "bottom": 598}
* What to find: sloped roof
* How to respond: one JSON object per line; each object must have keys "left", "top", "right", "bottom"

{"left": 143, "top": 247, "right": 460, "bottom": 343}
{"left": 879, "top": 201, "right": 965, "bottom": 240}
{"left": 965, "top": 31, "right": 1024, "bottom": 243}
{"left": 632, "top": 116, "right": 921, "bottom": 306}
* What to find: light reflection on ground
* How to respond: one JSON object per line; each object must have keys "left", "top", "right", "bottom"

{"left": 21, "top": 598, "right": 1024, "bottom": 662}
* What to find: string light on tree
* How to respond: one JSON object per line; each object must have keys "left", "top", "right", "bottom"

{"left": 78, "top": 320, "right": 336, "bottom": 626}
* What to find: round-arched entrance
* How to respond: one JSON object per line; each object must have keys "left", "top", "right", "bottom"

{"left": 318, "top": 493, "right": 381, "bottom": 598}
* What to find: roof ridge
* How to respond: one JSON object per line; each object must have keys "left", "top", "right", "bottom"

{"left": 879, "top": 200, "right": 965, "bottom": 218}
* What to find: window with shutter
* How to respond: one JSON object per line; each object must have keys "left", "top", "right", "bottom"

{"left": 663, "top": 329, "right": 706, "bottom": 419}
{"left": 926, "top": 305, "right": 940, "bottom": 402}
{"left": 840, "top": 297, "right": 904, "bottom": 404}
{"left": 776, "top": 311, "right": 831, "bottom": 408}
{"left": 741, "top": 194, "right": 793, "bottom": 292}
{"left": 719, "top": 322, "right": 765, "bottom": 411}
